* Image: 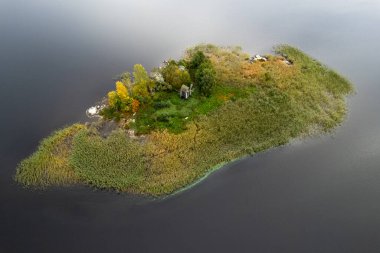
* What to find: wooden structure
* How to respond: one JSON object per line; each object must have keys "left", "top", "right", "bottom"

{"left": 180, "top": 84, "right": 193, "bottom": 99}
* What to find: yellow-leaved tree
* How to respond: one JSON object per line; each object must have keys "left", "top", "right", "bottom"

{"left": 108, "top": 81, "right": 133, "bottom": 113}
{"left": 107, "top": 91, "right": 118, "bottom": 108}
{"left": 116, "top": 81, "right": 129, "bottom": 102}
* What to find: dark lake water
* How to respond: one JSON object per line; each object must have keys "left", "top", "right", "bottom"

{"left": 1, "top": 1, "right": 380, "bottom": 252}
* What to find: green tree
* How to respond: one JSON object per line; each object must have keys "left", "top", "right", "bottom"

{"left": 195, "top": 63, "right": 215, "bottom": 97}
{"left": 132, "top": 64, "right": 153, "bottom": 102}
{"left": 161, "top": 62, "right": 191, "bottom": 90}
{"left": 132, "top": 82, "right": 150, "bottom": 101}
{"left": 188, "top": 51, "right": 207, "bottom": 80}
{"left": 133, "top": 64, "right": 149, "bottom": 84}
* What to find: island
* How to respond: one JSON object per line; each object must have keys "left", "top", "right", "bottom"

{"left": 15, "top": 44, "right": 353, "bottom": 195}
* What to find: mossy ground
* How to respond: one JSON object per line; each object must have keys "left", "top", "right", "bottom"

{"left": 15, "top": 44, "right": 353, "bottom": 195}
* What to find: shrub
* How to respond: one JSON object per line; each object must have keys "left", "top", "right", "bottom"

{"left": 132, "top": 99, "right": 140, "bottom": 113}
{"left": 153, "top": 101, "right": 171, "bottom": 109}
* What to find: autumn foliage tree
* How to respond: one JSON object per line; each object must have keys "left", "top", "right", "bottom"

{"left": 132, "top": 64, "right": 154, "bottom": 102}
{"left": 107, "top": 81, "right": 133, "bottom": 113}
{"left": 131, "top": 99, "right": 140, "bottom": 113}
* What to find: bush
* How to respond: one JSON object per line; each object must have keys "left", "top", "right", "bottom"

{"left": 153, "top": 101, "right": 171, "bottom": 109}
{"left": 154, "top": 81, "right": 172, "bottom": 92}
{"left": 156, "top": 113, "right": 171, "bottom": 122}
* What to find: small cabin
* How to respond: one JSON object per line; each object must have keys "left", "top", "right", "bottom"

{"left": 180, "top": 84, "right": 193, "bottom": 99}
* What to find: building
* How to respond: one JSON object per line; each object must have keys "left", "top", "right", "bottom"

{"left": 180, "top": 84, "right": 193, "bottom": 99}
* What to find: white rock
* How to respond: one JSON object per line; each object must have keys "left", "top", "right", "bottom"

{"left": 88, "top": 107, "right": 97, "bottom": 115}
{"left": 253, "top": 54, "right": 267, "bottom": 61}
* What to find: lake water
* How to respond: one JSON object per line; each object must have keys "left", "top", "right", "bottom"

{"left": 1, "top": 0, "right": 380, "bottom": 252}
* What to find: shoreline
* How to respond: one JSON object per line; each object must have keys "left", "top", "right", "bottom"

{"left": 159, "top": 119, "right": 346, "bottom": 200}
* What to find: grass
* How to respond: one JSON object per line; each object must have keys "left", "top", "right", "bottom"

{"left": 133, "top": 91, "right": 217, "bottom": 134}
{"left": 15, "top": 44, "right": 353, "bottom": 195}
{"left": 15, "top": 124, "right": 85, "bottom": 187}
{"left": 133, "top": 82, "right": 257, "bottom": 134}
{"left": 69, "top": 129, "right": 147, "bottom": 192}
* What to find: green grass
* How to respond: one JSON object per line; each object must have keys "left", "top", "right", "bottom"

{"left": 133, "top": 84, "right": 257, "bottom": 134}
{"left": 15, "top": 44, "right": 353, "bottom": 195}
{"left": 134, "top": 91, "right": 215, "bottom": 134}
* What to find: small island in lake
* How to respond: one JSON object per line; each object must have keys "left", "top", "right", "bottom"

{"left": 15, "top": 44, "right": 353, "bottom": 195}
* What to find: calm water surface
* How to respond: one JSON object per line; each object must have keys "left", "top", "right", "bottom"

{"left": 1, "top": 0, "right": 380, "bottom": 252}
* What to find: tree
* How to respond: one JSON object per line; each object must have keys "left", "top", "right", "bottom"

{"left": 120, "top": 72, "right": 132, "bottom": 90}
{"left": 108, "top": 91, "right": 118, "bottom": 108}
{"left": 131, "top": 99, "right": 140, "bottom": 113}
{"left": 132, "top": 82, "right": 150, "bottom": 101}
{"left": 188, "top": 51, "right": 207, "bottom": 80}
{"left": 132, "top": 64, "right": 154, "bottom": 101}
{"left": 107, "top": 82, "right": 133, "bottom": 113}
{"left": 161, "top": 62, "right": 191, "bottom": 90}
{"left": 195, "top": 63, "right": 216, "bottom": 97}
{"left": 116, "top": 81, "right": 129, "bottom": 102}
{"left": 133, "top": 64, "right": 149, "bottom": 84}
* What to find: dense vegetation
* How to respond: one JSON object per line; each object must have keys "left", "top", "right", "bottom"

{"left": 15, "top": 44, "right": 353, "bottom": 195}
{"left": 15, "top": 124, "right": 84, "bottom": 187}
